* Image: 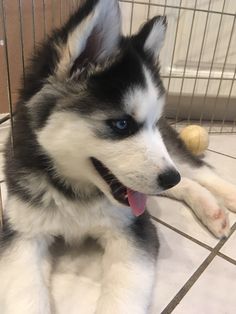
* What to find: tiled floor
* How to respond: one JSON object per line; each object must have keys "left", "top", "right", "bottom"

{"left": 0, "top": 121, "right": 236, "bottom": 313}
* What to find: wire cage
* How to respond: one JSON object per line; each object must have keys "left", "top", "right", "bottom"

{"left": 0, "top": 0, "right": 236, "bottom": 133}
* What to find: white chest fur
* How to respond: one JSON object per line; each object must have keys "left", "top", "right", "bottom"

{"left": 6, "top": 189, "right": 134, "bottom": 243}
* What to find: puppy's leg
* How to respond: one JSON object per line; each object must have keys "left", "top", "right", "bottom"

{"left": 95, "top": 213, "right": 158, "bottom": 314}
{"left": 189, "top": 165, "right": 236, "bottom": 213}
{"left": 162, "top": 177, "right": 229, "bottom": 238}
{"left": 160, "top": 118, "right": 236, "bottom": 213}
{"left": 0, "top": 233, "right": 52, "bottom": 314}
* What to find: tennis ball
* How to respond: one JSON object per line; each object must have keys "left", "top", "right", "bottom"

{"left": 180, "top": 125, "right": 209, "bottom": 156}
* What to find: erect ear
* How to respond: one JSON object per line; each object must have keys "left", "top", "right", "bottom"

{"left": 55, "top": 0, "right": 121, "bottom": 79}
{"left": 133, "top": 16, "right": 167, "bottom": 61}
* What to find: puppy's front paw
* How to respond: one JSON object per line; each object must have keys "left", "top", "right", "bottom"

{"left": 203, "top": 207, "right": 230, "bottom": 238}
{"left": 224, "top": 194, "right": 236, "bottom": 213}
{"left": 212, "top": 182, "right": 236, "bottom": 213}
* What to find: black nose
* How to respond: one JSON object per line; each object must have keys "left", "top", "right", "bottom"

{"left": 158, "top": 169, "right": 181, "bottom": 190}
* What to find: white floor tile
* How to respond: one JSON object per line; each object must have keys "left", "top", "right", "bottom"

{"left": 204, "top": 150, "right": 236, "bottom": 185}
{"left": 209, "top": 134, "right": 236, "bottom": 158}
{"left": 151, "top": 221, "right": 209, "bottom": 314}
{"left": 220, "top": 231, "right": 236, "bottom": 261}
{"left": 173, "top": 256, "right": 236, "bottom": 314}
{"left": 148, "top": 196, "right": 219, "bottom": 247}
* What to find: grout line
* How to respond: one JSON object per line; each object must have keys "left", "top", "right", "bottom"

{"left": 0, "top": 180, "right": 4, "bottom": 184}
{"left": 0, "top": 114, "right": 10, "bottom": 125}
{"left": 216, "top": 222, "right": 236, "bottom": 265}
{"left": 207, "top": 148, "right": 236, "bottom": 160}
{"left": 152, "top": 214, "right": 236, "bottom": 266}
{"left": 151, "top": 216, "right": 213, "bottom": 252}
{"left": 217, "top": 252, "right": 236, "bottom": 266}
{"left": 160, "top": 222, "right": 236, "bottom": 314}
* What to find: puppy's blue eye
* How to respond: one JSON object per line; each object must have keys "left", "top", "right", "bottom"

{"left": 106, "top": 116, "right": 140, "bottom": 139}
{"left": 114, "top": 120, "right": 128, "bottom": 130}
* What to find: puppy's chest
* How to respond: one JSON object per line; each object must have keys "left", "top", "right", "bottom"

{"left": 48, "top": 197, "right": 131, "bottom": 242}
{"left": 8, "top": 192, "right": 133, "bottom": 242}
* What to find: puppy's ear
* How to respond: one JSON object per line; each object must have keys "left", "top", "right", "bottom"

{"left": 55, "top": 0, "right": 121, "bottom": 79}
{"left": 133, "top": 16, "right": 167, "bottom": 61}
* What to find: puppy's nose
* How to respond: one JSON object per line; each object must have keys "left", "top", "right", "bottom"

{"left": 158, "top": 169, "right": 181, "bottom": 190}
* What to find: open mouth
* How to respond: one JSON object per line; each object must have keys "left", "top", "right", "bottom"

{"left": 91, "top": 157, "right": 147, "bottom": 216}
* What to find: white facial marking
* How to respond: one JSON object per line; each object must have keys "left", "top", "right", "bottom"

{"left": 124, "top": 66, "right": 164, "bottom": 127}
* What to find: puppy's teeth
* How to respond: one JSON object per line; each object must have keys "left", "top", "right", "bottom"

{"left": 124, "top": 195, "right": 128, "bottom": 199}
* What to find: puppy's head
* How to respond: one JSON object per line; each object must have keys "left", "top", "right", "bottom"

{"left": 29, "top": 0, "right": 180, "bottom": 214}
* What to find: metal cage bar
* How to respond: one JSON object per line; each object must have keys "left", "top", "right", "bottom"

{"left": 18, "top": 0, "right": 25, "bottom": 84}
{"left": 166, "top": 0, "right": 183, "bottom": 95}
{"left": 209, "top": 15, "right": 236, "bottom": 132}
{"left": 31, "top": 0, "right": 36, "bottom": 52}
{"left": 119, "top": 1, "right": 236, "bottom": 18}
{"left": 174, "top": 0, "right": 198, "bottom": 126}
{"left": 187, "top": 0, "right": 212, "bottom": 123}
{"left": 0, "top": 0, "right": 235, "bottom": 134}
{"left": 199, "top": 0, "right": 226, "bottom": 124}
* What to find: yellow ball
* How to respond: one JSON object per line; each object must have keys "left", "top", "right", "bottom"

{"left": 180, "top": 125, "right": 209, "bottom": 156}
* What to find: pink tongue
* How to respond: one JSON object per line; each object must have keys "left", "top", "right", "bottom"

{"left": 127, "top": 188, "right": 147, "bottom": 216}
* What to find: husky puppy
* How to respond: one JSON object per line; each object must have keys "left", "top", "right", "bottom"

{"left": 1, "top": 0, "right": 236, "bottom": 313}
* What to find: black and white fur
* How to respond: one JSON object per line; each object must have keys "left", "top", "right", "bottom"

{"left": 1, "top": 0, "right": 236, "bottom": 313}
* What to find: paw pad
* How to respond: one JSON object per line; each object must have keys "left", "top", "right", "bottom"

{"left": 212, "top": 209, "right": 223, "bottom": 220}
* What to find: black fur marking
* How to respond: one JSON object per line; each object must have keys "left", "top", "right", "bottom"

{"left": 0, "top": 218, "right": 17, "bottom": 253}
{"left": 91, "top": 157, "right": 129, "bottom": 206}
{"left": 105, "top": 115, "right": 143, "bottom": 140}
{"left": 5, "top": 106, "right": 52, "bottom": 173}
{"left": 96, "top": 115, "right": 143, "bottom": 140}
{"left": 31, "top": 94, "right": 59, "bottom": 130}
{"left": 130, "top": 212, "right": 159, "bottom": 258}
{"left": 6, "top": 179, "right": 46, "bottom": 207}
{"left": 87, "top": 45, "right": 146, "bottom": 107}
{"left": 62, "top": 44, "right": 148, "bottom": 119}
{"left": 159, "top": 118, "right": 205, "bottom": 168}
{"left": 46, "top": 167, "right": 104, "bottom": 203}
